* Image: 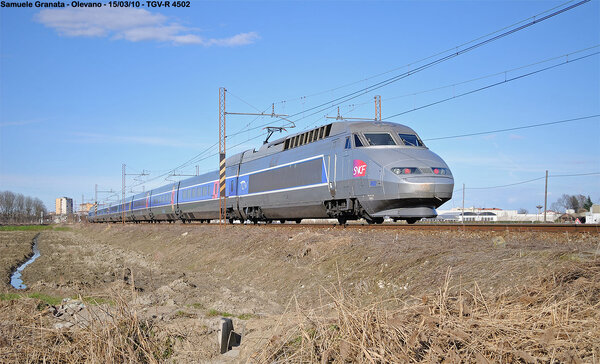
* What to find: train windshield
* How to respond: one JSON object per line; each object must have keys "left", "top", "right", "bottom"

{"left": 398, "top": 133, "right": 424, "bottom": 147}
{"left": 363, "top": 133, "right": 396, "bottom": 146}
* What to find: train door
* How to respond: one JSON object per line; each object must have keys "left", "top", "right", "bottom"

{"left": 351, "top": 133, "right": 370, "bottom": 196}
{"left": 234, "top": 150, "right": 248, "bottom": 219}
{"left": 174, "top": 182, "right": 181, "bottom": 216}
{"left": 226, "top": 165, "right": 237, "bottom": 205}
{"left": 328, "top": 139, "right": 339, "bottom": 197}
{"left": 340, "top": 136, "right": 352, "bottom": 196}
{"left": 170, "top": 184, "right": 177, "bottom": 214}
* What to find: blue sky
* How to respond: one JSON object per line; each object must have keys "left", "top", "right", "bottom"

{"left": 1, "top": 0, "right": 598, "bottom": 213}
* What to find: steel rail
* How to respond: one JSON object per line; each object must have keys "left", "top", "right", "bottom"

{"left": 174, "top": 222, "right": 600, "bottom": 233}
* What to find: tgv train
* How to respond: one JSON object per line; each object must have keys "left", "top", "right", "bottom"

{"left": 89, "top": 121, "right": 454, "bottom": 224}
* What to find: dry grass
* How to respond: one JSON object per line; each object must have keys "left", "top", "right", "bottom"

{"left": 258, "top": 261, "right": 600, "bottom": 363}
{"left": 0, "top": 293, "right": 175, "bottom": 364}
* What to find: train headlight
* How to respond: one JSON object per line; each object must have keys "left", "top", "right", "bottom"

{"left": 392, "top": 167, "right": 421, "bottom": 175}
{"left": 432, "top": 167, "right": 451, "bottom": 175}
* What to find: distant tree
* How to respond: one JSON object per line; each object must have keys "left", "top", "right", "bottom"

{"left": 583, "top": 196, "right": 593, "bottom": 211}
{"left": 24, "top": 197, "right": 34, "bottom": 218}
{"left": 518, "top": 208, "right": 528, "bottom": 214}
{"left": 551, "top": 194, "right": 588, "bottom": 213}
{"left": 0, "top": 192, "right": 5, "bottom": 218}
{"left": 14, "top": 193, "right": 25, "bottom": 222}
{"left": 33, "top": 198, "right": 47, "bottom": 219}
{"left": 570, "top": 194, "right": 587, "bottom": 211}
{"left": 0, "top": 191, "right": 16, "bottom": 221}
{"left": 0, "top": 191, "right": 47, "bottom": 224}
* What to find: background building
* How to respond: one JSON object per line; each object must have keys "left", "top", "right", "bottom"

{"left": 431, "top": 207, "right": 560, "bottom": 223}
{"left": 78, "top": 202, "right": 94, "bottom": 214}
{"left": 55, "top": 197, "right": 73, "bottom": 215}
{"left": 585, "top": 204, "right": 600, "bottom": 224}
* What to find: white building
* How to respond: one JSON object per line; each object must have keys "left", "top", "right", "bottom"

{"left": 433, "top": 207, "right": 559, "bottom": 222}
{"left": 585, "top": 204, "right": 600, "bottom": 224}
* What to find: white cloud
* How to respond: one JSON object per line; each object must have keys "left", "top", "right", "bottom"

{"left": 0, "top": 118, "right": 48, "bottom": 127}
{"left": 34, "top": 8, "right": 258, "bottom": 46}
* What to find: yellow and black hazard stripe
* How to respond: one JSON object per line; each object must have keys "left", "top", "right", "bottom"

{"left": 219, "top": 153, "right": 226, "bottom": 198}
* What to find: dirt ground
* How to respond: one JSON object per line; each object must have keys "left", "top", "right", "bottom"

{"left": 1, "top": 224, "right": 599, "bottom": 363}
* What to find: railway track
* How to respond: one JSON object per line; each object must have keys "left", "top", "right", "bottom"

{"left": 187, "top": 222, "right": 600, "bottom": 233}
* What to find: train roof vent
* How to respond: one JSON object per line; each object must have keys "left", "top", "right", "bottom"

{"left": 283, "top": 124, "right": 332, "bottom": 150}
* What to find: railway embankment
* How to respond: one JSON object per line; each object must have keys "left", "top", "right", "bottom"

{"left": 1, "top": 224, "right": 599, "bottom": 362}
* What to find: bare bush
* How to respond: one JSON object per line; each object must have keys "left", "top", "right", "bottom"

{"left": 258, "top": 262, "right": 600, "bottom": 363}
{"left": 0, "top": 294, "right": 174, "bottom": 363}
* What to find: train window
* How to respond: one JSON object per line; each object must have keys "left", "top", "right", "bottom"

{"left": 398, "top": 133, "right": 424, "bottom": 147}
{"left": 354, "top": 134, "right": 364, "bottom": 147}
{"left": 364, "top": 133, "right": 396, "bottom": 146}
{"left": 344, "top": 137, "right": 351, "bottom": 149}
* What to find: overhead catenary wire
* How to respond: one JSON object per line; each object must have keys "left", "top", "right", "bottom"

{"left": 384, "top": 51, "right": 599, "bottom": 120}
{"left": 128, "top": 0, "right": 591, "bottom": 192}
{"left": 452, "top": 172, "right": 599, "bottom": 192}
{"left": 348, "top": 45, "right": 599, "bottom": 109}
{"left": 466, "top": 177, "right": 547, "bottom": 190}
{"left": 214, "top": 0, "right": 592, "bottom": 138}
{"left": 313, "top": 47, "right": 599, "bottom": 127}
{"left": 267, "top": 0, "right": 592, "bottom": 128}
{"left": 423, "top": 114, "right": 600, "bottom": 141}
{"left": 126, "top": 103, "right": 273, "bottom": 190}
{"left": 272, "top": 0, "right": 585, "bottom": 105}
{"left": 120, "top": 0, "right": 592, "bottom": 196}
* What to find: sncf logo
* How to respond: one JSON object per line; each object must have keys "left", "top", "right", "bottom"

{"left": 353, "top": 160, "right": 367, "bottom": 177}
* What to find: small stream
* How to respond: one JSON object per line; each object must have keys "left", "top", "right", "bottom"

{"left": 10, "top": 234, "right": 41, "bottom": 290}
